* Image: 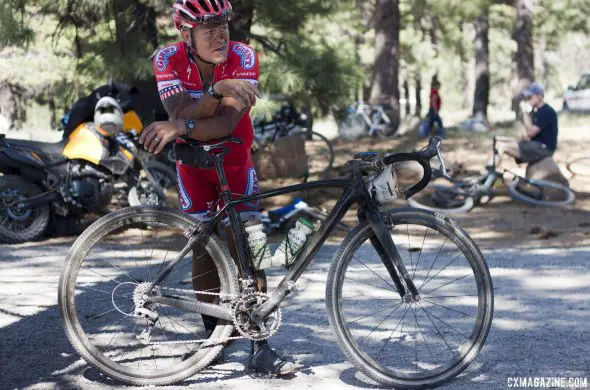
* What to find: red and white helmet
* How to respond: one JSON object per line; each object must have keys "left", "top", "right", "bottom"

{"left": 173, "top": 0, "right": 233, "bottom": 31}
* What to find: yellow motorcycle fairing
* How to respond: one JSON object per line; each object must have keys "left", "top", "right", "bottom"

{"left": 123, "top": 111, "right": 144, "bottom": 135}
{"left": 62, "top": 123, "right": 106, "bottom": 165}
{"left": 62, "top": 123, "right": 135, "bottom": 175}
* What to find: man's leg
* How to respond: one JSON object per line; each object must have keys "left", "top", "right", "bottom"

{"left": 492, "top": 138, "right": 521, "bottom": 167}
{"left": 435, "top": 114, "right": 445, "bottom": 138}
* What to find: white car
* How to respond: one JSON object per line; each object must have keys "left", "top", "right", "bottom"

{"left": 563, "top": 72, "right": 590, "bottom": 112}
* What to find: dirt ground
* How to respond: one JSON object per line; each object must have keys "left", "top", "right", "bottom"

{"left": 259, "top": 115, "right": 590, "bottom": 250}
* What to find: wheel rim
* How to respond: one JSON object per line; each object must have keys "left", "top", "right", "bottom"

{"left": 0, "top": 187, "right": 39, "bottom": 233}
{"left": 335, "top": 221, "right": 490, "bottom": 382}
{"left": 63, "top": 211, "right": 233, "bottom": 379}
{"left": 410, "top": 184, "right": 473, "bottom": 212}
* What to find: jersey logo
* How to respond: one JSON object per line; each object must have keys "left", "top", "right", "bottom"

{"left": 155, "top": 46, "right": 178, "bottom": 72}
{"left": 245, "top": 167, "right": 260, "bottom": 208}
{"left": 232, "top": 44, "right": 256, "bottom": 70}
{"left": 176, "top": 166, "right": 193, "bottom": 211}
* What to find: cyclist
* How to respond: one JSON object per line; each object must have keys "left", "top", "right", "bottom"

{"left": 139, "top": 0, "right": 300, "bottom": 376}
{"left": 495, "top": 82, "right": 557, "bottom": 166}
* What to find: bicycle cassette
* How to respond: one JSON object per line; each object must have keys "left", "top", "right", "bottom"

{"left": 231, "top": 292, "right": 281, "bottom": 341}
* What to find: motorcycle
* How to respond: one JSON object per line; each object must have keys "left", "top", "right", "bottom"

{"left": 0, "top": 114, "right": 177, "bottom": 243}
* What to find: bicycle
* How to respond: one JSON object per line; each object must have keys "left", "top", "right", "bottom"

{"left": 408, "top": 137, "right": 576, "bottom": 213}
{"left": 58, "top": 136, "right": 493, "bottom": 388}
{"left": 338, "top": 100, "right": 396, "bottom": 140}
{"left": 252, "top": 104, "right": 334, "bottom": 182}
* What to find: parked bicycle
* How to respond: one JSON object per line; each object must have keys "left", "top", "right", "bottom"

{"left": 338, "top": 100, "right": 396, "bottom": 140}
{"left": 408, "top": 136, "right": 576, "bottom": 213}
{"left": 252, "top": 104, "right": 334, "bottom": 182}
{"left": 58, "top": 137, "right": 493, "bottom": 388}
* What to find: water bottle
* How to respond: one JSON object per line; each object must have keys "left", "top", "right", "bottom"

{"left": 245, "top": 220, "right": 273, "bottom": 270}
{"left": 272, "top": 217, "right": 315, "bottom": 267}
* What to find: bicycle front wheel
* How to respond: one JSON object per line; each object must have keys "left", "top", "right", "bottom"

{"left": 326, "top": 208, "right": 493, "bottom": 388}
{"left": 407, "top": 183, "right": 476, "bottom": 214}
{"left": 58, "top": 206, "right": 239, "bottom": 386}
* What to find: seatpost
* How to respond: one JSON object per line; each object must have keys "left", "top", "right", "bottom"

{"left": 492, "top": 136, "right": 497, "bottom": 169}
{"left": 213, "top": 154, "right": 257, "bottom": 290}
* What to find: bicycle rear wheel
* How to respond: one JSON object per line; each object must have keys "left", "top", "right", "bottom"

{"left": 326, "top": 208, "right": 493, "bottom": 388}
{"left": 58, "top": 206, "right": 239, "bottom": 386}
{"left": 507, "top": 178, "right": 575, "bottom": 207}
{"left": 290, "top": 130, "right": 335, "bottom": 180}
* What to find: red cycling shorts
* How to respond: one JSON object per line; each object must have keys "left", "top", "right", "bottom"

{"left": 176, "top": 158, "right": 261, "bottom": 223}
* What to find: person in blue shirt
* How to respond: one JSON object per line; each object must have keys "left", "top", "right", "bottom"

{"left": 495, "top": 82, "right": 557, "bottom": 166}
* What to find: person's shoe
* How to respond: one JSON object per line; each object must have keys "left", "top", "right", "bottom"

{"left": 247, "top": 343, "right": 302, "bottom": 377}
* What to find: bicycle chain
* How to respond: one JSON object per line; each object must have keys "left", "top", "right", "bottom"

{"left": 142, "top": 287, "right": 245, "bottom": 346}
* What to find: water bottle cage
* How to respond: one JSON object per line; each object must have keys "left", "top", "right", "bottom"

{"left": 282, "top": 234, "right": 304, "bottom": 268}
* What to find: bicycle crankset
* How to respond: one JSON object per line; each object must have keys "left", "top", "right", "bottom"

{"left": 231, "top": 292, "right": 281, "bottom": 341}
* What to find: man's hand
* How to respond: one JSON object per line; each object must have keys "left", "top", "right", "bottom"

{"left": 213, "top": 80, "right": 261, "bottom": 110}
{"left": 519, "top": 100, "right": 531, "bottom": 114}
{"left": 520, "top": 134, "right": 531, "bottom": 142}
{"left": 139, "top": 119, "right": 185, "bottom": 155}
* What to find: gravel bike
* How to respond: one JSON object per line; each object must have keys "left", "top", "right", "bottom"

{"left": 409, "top": 137, "right": 576, "bottom": 213}
{"left": 58, "top": 137, "right": 493, "bottom": 388}
{"left": 338, "top": 100, "right": 396, "bottom": 140}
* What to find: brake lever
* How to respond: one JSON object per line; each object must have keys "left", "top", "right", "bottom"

{"left": 435, "top": 143, "right": 453, "bottom": 181}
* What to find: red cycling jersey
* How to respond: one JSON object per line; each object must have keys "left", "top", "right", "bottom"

{"left": 153, "top": 40, "right": 259, "bottom": 167}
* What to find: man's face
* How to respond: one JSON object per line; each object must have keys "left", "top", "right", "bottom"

{"left": 191, "top": 23, "right": 230, "bottom": 64}
{"left": 527, "top": 94, "right": 543, "bottom": 108}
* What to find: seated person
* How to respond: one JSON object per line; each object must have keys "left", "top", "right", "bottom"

{"left": 495, "top": 82, "right": 558, "bottom": 166}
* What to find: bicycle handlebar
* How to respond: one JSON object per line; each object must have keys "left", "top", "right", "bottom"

{"left": 379, "top": 137, "right": 443, "bottom": 199}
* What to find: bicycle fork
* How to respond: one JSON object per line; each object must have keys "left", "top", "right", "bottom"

{"left": 362, "top": 205, "right": 420, "bottom": 302}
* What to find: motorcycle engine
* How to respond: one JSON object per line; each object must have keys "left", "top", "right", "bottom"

{"left": 68, "top": 163, "right": 115, "bottom": 211}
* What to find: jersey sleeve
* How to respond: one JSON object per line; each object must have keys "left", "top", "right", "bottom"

{"left": 223, "top": 43, "right": 259, "bottom": 87}
{"left": 153, "top": 45, "right": 186, "bottom": 101}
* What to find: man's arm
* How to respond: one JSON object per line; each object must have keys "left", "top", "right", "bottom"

{"left": 140, "top": 97, "right": 248, "bottom": 154}
{"left": 163, "top": 92, "right": 222, "bottom": 120}
{"left": 519, "top": 102, "right": 541, "bottom": 140}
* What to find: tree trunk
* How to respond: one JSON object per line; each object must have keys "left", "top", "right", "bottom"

{"left": 414, "top": 73, "right": 422, "bottom": 117}
{"left": 459, "top": 23, "right": 471, "bottom": 109}
{"left": 512, "top": 0, "right": 535, "bottom": 112}
{"left": 229, "top": 0, "right": 254, "bottom": 43}
{"left": 369, "top": 0, "right": 401, "bottom": 131}
{"left": 403, "top": 78, "right": 411, "bottom": 116}
{"left": 473, "top": 12, "right": 490, "bottom": 120}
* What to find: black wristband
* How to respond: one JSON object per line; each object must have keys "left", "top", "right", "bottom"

{"left": 208, "top": 83, "right": 224, "bottom": 101}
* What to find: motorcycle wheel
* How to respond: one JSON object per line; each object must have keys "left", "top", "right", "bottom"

{"left": 0, "top": 175, "right": 50, "bottom": 243}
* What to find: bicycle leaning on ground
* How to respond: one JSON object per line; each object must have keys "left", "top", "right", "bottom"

{"left": 409, "top": 136, "right": 576, "bottom": 213}
{"left": 58, "top": 136, "right": 493, "bottom": 389}
{"left": 252, "top": 104, "right": 334, "bottom": 182}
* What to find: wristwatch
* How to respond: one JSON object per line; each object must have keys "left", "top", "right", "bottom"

{"left": 207, "top": 83, "right": 224, "bottom": 101}
{"left": 185, "top": 119, "right": 196, "bottom": 136}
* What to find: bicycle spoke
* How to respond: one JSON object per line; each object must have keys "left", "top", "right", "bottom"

{"left": 419, "top": 252, "right": 465, "bottom": 292}
{"left": 419, "top": 237, "right": 447, "bottom": 290}
{"left": 353, "top": 255, "right": 398, "bottom": 292}
{"left": 417, "top": 302, "right": 455, "bottom": 356}
{"left": 348, "top": 303, "right": 403, "bottom": 324}
{"left": 419, "top": 304, "right": 470, "bottom": 339}
{"left": 377, "top": 304, "right": 411, "bottom": 359}
{"left": 421, "top": 274, "right": 472, "bottom": 296}
{"left": 344, "top": 276, "right": 397, "bottom": 293}
{"left": 412, "top": 227, "right": 429, "bottom": 279}
{"left": 422, "top": 299, "right": 476, "bottom": 319}
{"left": 358, "top": 304, "right": 403, "bottom": 347}
{"left": 411, "top": 305, "right": 435, "bottom": 362}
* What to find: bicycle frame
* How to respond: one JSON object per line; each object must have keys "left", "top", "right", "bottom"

{"left": 355, "top": 102, "right": 391, "bottom": 136}
{"left": 148, "top": 157, "right": 419, "bottom": 322}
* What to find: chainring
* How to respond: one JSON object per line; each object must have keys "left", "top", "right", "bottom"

{"left": 231, "top": 292, "right": 281, "bottom": 341}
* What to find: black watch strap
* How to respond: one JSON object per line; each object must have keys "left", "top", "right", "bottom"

{"left": 208, "top": 83, "right": 224, "bottom": 101}
{"left": 185, "top": 119, "right": 196, "bottom": 136}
